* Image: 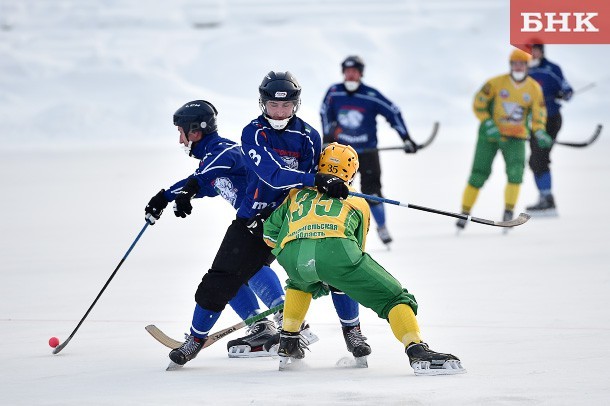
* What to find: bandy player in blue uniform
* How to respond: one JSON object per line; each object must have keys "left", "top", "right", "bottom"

{"left": 526, "top": 43, "right": 573, "bottom": 215}
{"left": 320, "top": 55, "right": 418, "bottom": 245}
{"left": 166, "top": 74, "right": 370, "bottom": 368}
{"left": 144, "top": 100, "right": 308, "bottom": 358}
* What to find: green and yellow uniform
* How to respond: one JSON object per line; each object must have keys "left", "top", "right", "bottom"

{"left": 462, "top": 74, "right": 547, "bottom": 213}
{"left": 263, "top": 187, "right": 420, "bottom": 344}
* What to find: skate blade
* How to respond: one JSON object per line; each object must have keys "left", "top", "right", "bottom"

{"left": 336, "top": 355, "right": 368, "bottom": 368}
{"left": 412, "top": 360, "right": 466, "bottom": 376}
{"left": 526, "top": 209, "right": 558, "bottom": 218}
{"left": 166, "top": 361, "right": 184, "bottom": 371}
{"left": 278, "top": 356, "right": 304, "bottom": 371}
{"left": 228, "top": 345, "right": 274, "bottom": 358}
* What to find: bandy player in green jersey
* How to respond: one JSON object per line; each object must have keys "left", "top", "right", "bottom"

{"left": 262, "top": 143, "right": 465, "bottom": 375}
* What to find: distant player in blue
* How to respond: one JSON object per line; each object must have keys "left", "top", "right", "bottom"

{"left": 320, "top": 55, "right": 418, "bottom": 245}
{"left": 144, "top": 100, "right": 303, "bottom": 358}
{"left": 526, "top": 43, "right": 573, "bottom": 215}
{"left": 163, "top": 74, "right": 369, "bottom": 368}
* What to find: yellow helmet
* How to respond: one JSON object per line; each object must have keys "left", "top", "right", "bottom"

{"left": 319, "top": 142, "right": 359, "bottom": 182}
{"left": 509, "top": 48, "right": 531, "bottom": 63}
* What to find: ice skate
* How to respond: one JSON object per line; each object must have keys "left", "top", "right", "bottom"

{"left": 406, "top": 342, "right": 466, "bottom": 375}
{"left": 456, "top": 212, "right": 469, "bottom": 234}
{"left": 526, "top": 194, "right": 557, "bottom": 217}
{"left": 227, "top": 319, "right": 277, "bottom": 358}
{"left": 277, "top": 330, "right": 306, "bottom": 370}
{"left": 342, "top": 324, "right": 371, "bottom": 368}
{"left": 377, "top": 226, "right": 393, "bottom": 245}
{"left": 168, "top": 334, "right": 206, "bottom": 368}
{"left": 502, "top": 209, "right": 513, "bottom": 235}
{"left": 264, "top": 321, "right": 319, "bottom": 355}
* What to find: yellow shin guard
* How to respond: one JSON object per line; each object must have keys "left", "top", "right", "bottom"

{"left": 504, "top": 183, "right": 520, "bottom": 211}
{"left": 461, "top": 184, "right": 480, "bottom": 213}
{"left": 388, "top": 304, "right": 422, "bottom": 347}
{"left": 283, "top": 289, "right": 312, "bottom": 333}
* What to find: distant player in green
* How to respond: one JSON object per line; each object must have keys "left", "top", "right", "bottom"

{"left": 263, "top": 142, "right": 465, "bottom": 375}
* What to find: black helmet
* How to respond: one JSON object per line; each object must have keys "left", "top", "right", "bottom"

{"left": 258, "top": 71, "right": 301, "bottom": 104}
{"left": 341, "top": 55, "right": 365, "bottom": 74}
{"left": 173, "top": 100, "right": 218, "bottom": 136}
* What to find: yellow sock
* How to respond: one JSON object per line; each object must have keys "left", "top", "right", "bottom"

{"left": 388, "top": 304, "right": 422, "bottom": 347}
{"left": 283, "top": 289, "right": 312, "bottom": 333}
{"left": 461, "top": 184, "right": 480, "bottom": 213}
{"left": 504, "top": 183, "right": 520, "bottom": 211}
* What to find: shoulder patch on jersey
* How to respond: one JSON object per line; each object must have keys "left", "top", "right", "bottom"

{"left": 500, "top": 89, "right": 509, "bottom": 99}
{"left": 523, "top": 93, "right": 531, "bottom": 103}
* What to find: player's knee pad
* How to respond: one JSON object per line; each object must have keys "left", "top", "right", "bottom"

{"left": 507, "top": 166, "right": 524, "bottom": 184}
{"left": 195, "top": 270, "right": 245, "bottom": 312}
{"left": 468, "top": 170, "right": 489, "bottom": 189}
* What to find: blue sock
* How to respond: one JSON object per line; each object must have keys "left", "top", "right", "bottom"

{"left": 331, "top": 291, "right": 360, "bottom": 327}
{"left": 229, "top": 285, "right": 261, "bottom": 320}
{"left": 190, "top": 304, "right": 222, "bottom": 338}
{"left": 369, "top": 203, "right": 386, "bottom": 228}
{"left": 248, "top": 266, "right": 285, "bottom": 309}
{"left": 534, "top": 172, "right": 552, "bottom": 195}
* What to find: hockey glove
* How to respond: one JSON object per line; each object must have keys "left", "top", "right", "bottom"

{"left": 245, "top": 206, "right": 275, "bottom": 238}
{"left": 557, "top": 90, "right": 573, "bottom": 101}
{"left": 479, "top": 118, "right": 501, "bottom": 141}
{"left": 145, "top": 189, "right": 169, "bottom": 225}
{"left": 403, "top": 137, "right": 418, "bottom": 154}
{"left": 534, "top": 129, "right": 553, "bottom": 149}
{"left": 173, "top": 177, "right": 200, "bottom": 218}
{"left": 314, "top": 173, "right": 349, "bottom": 199}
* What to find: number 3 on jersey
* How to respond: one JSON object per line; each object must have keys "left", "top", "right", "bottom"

{"left": 248, "top": 149, "right": 262, "bottom": 166}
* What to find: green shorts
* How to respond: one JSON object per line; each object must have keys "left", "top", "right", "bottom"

{"left": 276, "top": 238, "right": 418, "bottom": 319}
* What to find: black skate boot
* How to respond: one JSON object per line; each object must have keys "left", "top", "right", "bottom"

{"left": 277, "top": 330, "right": 306, "bottom": 370}
{"left": 226, "top": 319, "right": 277, "bottom": 358}
{"left": 406, "top": 342, "right": 466, "bottom": 375}
{"left": 263, "top": 320, "right": 319, "bottom": 354}
{"left": 456, "top": 212, "right": 469, "bottom": 232}
{"left": 168, "top": 334, "right": 206, "bottom": 370}
{"left": 502, "top": 209, "right": 514, "bottom": 234}
{"left": 377, "top": 226, "right": 393, "bottom": 245}
{"left": 342, "top": 324, "right": 371, "bottom": 367}
{"left": 526, "top": 194, "right": 557, "bottom": 217}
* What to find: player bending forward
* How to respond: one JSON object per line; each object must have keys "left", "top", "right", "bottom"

{"left": 262, "top": 143, "right": 466, "bottom": 375}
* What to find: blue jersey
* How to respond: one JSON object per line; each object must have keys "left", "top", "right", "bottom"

{"left": 237, "top": 115, "right": 321, "bottom": 219}
{"left": 528, "top": 58, "right": 573, "bottom": 117}
{"left": 163, "top": 132, "right": 247, "bottom": 210}
{"left": 320, "top": 82, "right": 410, "bottom": 150}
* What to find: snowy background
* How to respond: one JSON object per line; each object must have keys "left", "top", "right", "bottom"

{"left": 1, "top": 0, "right": 609, "bottom": 405}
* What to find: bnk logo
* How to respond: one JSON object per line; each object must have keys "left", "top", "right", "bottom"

{"left": 510, "top": 0, "right": 610, "bottom": 48}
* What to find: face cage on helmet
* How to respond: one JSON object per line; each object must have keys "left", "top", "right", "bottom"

{"left": 259, "top": 98, "right": 301, "bottom": 118}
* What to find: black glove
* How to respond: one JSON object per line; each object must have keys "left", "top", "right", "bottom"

{"left": 145, "top": 189, "right": 169, "bottom": 225}
{"left": 403, "top": 137, "right": 418, "bottom": 153}
{"left": 314, "top": 173, "right": 349, "bottom": 199}
{"left": 245, "top": 206, "right": 276, "bottom": 237}
{"left": 173, "top": 178, "right": 199, "bottom": 218}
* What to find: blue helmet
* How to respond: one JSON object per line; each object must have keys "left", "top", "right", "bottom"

{"left": 173, "top": 100, "right": 218, "bottom": 136}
